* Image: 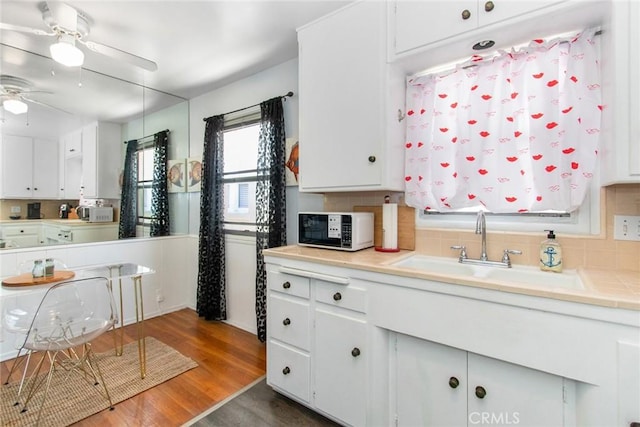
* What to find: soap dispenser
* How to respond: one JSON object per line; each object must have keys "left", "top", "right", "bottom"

{"left": 540, "top": 230, "right": 562, "bottom": 272}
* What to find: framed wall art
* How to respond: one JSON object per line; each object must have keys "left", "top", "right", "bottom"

{"left": 167, "top": 159, "right": 187, "bottom": 192}
{"left": 187, "top": 158, "right": 202, "bottom": 192}
{"left": 285, "top": 138, "right": 299, "bottom": 186}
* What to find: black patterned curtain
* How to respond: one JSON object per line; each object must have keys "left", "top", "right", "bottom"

{"left": 118, "top": 140, "right": 138, "bottom": 239}
{"left": 255, "top": 97, "right": 287, "bottom": 342}
{"left": 197, "top": 115, "right": 227, "bottom": 321}
{"left": 150, "top": 130, "right": 170, "bottom": 236}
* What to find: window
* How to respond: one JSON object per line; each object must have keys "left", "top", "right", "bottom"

{"left": 407, "top": 29, "right": 602, "bottom": 235}
{"left": 222, "top": 119, "right": 261, "bottom": 234}
{"left": 136, "top": 146, "right": 154, "bottom": 227}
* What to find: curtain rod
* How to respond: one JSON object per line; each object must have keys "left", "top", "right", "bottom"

{"left": 123, "top": 129, "right": 170, "bottom": 144}
{"left": 203, "top": 91, "right": 294, "bottom": 122}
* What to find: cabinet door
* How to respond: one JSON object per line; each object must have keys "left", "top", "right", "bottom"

{"left": 467, "top": 353, "right": 565, "bottom": 427}
{"left": 58, "top": 139, "right": 66, "bottom": 198}
{"left": 394, "top": 0, "right": 477, "bottom": 55}
{"left": 298, "top": 1, "right": 385, "bottom": 190}
{"left": 395, "top": 334, "right": 467, "bottom": 427}
{"left": 65, "top": 130, "right": 82, "bottom": 158}
{"left": 32, "top": 139, "right": 58, "bottom": 198}
{"left": 314, "top": 308, "right": 367, "bottom": 426}
{"left": 81, "top": 123, "right": 98, "bottom": 198}
{"left": 1, "top": 135, "right": 33, "bottom": 198}
{"left": 477, "top": 1, "right": 563, "bottom": 27}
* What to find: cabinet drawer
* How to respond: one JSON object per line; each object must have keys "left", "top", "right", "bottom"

{"left": 315, "top": 282, "right": 367, "bottom": 313}
{"left": 2, "top": 225, "right": 41, "bottom": 237}
{"left": 268, "top": 271, "right": 310, "bottom": 299}
{"left": 268, "top": 293, "right": 311, "bottom": 350}
{"left": 267, "top": 340, "right": 310, "bottom": 403}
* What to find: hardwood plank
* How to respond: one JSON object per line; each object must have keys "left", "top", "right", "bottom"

{"left": 1, "top": 308, "right": 266, "bottom": 426}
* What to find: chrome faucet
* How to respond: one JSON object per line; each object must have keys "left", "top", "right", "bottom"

{"left": 450, "top": 211, "right": 522, "bottom": 268}
{"left": 475, "top": 211, "right": 488, "bottom": 261}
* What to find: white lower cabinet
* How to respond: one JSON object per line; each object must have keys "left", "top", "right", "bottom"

{"left": 264, "top": 255, "right": 638, "bottom": 427}
{"left": 314, "top": 291, "right": 367, "bottom": 426}
{"left": 1, "top": 224, "right": 42, "bottom": 247}
{"left": 267, "top": 271, "right": 312, "bottom": 402}
{"left": 395, "top": 334, "right": 567, "bottom": 427}
{"left": 266, "top": 268, "right": 367, "bottom": 426}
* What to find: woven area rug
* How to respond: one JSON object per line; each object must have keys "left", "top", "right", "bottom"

{"left": 187, "top": 377, "right": 339, "bottom": 427}
{"left": 1, "top": 337, "right": 197, "bottom": 427}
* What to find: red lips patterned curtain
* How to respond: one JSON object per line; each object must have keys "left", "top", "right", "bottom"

{"left": 404, "top": 28, "right": 601, "bottom": 213}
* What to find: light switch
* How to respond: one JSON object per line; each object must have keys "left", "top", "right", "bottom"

{"left": 613, "top": 215, "right": 640, "bottom": 241}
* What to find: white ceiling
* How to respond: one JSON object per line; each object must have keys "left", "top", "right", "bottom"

{"left": 0, "top": 0, "right": 350, "bottom": 138}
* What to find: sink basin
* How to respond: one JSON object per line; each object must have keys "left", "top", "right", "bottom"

{"left": 473, "top": 264, "right": 584, "bottom": 290}
{"left": 391, "top": 255, "right": 476, "bottom": 276}
{"left": 390, "top": 255, "right": 584, "bottom": 290}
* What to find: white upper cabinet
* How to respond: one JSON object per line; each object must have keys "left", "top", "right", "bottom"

{"left": 600, "top": 0, "right": 640, "bottom": 185}
{"left": 297, "top": 1, "right": 405, "bottom": 192}
{"left": 1, "top": 135, "right": 58, "bottom": 199}
{"left": 81, "top": 122, "right": 122, "bottom": 199}
{"left": 59, "top": 131, "right": 83, "bottom": 199}
{"left": 392, "top": 0, "right": 565, "bottom": 57}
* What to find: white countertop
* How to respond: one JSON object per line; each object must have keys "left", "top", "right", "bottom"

{"left": 263, "top": 245, "right": 640, "bottom": 311}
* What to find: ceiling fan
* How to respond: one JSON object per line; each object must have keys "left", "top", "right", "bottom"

{"left": 0, "top": 2, "right": 157, "bottom": 72}
{"left": 0, "top": 75, "right": 70, "bottom": 115}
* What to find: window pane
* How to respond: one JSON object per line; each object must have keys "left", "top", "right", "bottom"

{"left": 138, "top": 148, "right": 154, "bottom": 181}
{"left": 238, "top": 183, "right": 249, "bottom": 209}
{"left": 224, "top": 125, "right": 260, "bottom": 173}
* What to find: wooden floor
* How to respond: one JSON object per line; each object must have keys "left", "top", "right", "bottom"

{"left": 0, "top": 308, "right": 267, "bottom": 427}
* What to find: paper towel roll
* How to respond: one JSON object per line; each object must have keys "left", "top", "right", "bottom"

{"left": 382, "top": 203, "right": 398, "bottom": 250}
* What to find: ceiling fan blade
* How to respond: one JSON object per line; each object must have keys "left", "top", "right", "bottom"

{"left": 0, "top": 22, "right": 55, "bottom": 36}
{"left": 80, "top": 40, "right": 158, "bottom": 72}
{"left": 22, "top": 96, "right": 73, "bottom": 114}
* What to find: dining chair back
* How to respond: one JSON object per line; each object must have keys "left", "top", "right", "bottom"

{"left": 2, "top": 259, "right": 69, "bottom": 399}
{"left": 16, "top": 276, "right": 118, "bottom": 423}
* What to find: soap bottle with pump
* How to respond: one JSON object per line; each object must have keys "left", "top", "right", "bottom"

{"left": 540, "top": 230, "right": 562, "bottom": 272}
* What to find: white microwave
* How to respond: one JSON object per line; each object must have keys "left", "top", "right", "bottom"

{"left": 298, "top": 212, "right": 374, "bottom": 251}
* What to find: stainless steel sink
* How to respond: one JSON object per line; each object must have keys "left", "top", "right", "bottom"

{"left": 390, "top": 255, "right": 584, "bottom": 290}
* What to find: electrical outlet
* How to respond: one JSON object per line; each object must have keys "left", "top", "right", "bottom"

{"left": 155, "top": 289, "right": 165, "bottom": 303}
{"left": 613, "top": 215, "right": 640, "bottom": 241}
{"left": 10, "top": 206, "right": 21, "bottom": 214}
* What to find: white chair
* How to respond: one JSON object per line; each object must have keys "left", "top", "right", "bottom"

{"left": 16, "top": 277, "right": 118, "bottom": 423}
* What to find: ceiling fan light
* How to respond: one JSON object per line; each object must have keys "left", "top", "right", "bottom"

{"left": 50, "top": 35, "right": 84, "bottom": 67}
{"left": 3, "top": 98, "right": 28, "bottom": 115}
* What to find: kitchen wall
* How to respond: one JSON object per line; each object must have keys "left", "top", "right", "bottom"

{"left": 324, "top": 184, "right": 640, "bottom": 273}
{"left": 0, "top": 199, "right": 79, "bottom": 220}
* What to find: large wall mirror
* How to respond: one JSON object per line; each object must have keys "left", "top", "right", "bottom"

{"left": 1, "top": 44, "right": 190, "bottom": 247}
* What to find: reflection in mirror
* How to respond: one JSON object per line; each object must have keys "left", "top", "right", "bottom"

{"left": 0, "top": 44, "right": 189, "bottom": 247}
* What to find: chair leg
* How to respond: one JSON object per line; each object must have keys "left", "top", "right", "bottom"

{"left": 85, "top": 343, "right": 114, "bottom": 410}
{"left": 19, "top": 349, "right": 56, "bottom": 414}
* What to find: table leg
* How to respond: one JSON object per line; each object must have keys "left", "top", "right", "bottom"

{"left": 108, "top": 270, "right": 125, "bottom": 357}
{"left": 133, "top": 275, "right": 146, "bottom": 379}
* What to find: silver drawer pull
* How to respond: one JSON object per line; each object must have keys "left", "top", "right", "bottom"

{"left": 282, "top": 366, "right": 291, "bottom": 375}
{"left": 333, "top": 292, "right": 342, "bottom": 301}
{"left": 282, "top": 281, "right": 291, "bottom": 289}
{"left": 283, "top": 318, "right": 291, "bottom": 326}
